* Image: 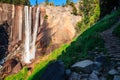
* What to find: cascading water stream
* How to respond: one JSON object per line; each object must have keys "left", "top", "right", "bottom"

{"left": 23, "top": 6, "right": 39, "bottom": 63}
{"left": 24, "top": 6, "right": 31, "bottom": 63}
{"left": 30, "top": 7, "right": 39, "bottom": 60}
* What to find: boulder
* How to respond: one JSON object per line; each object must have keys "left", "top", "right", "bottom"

{"left": 89, "top": 71, "right": 99, "bottom": 80}
{"left": 71, "top": 60, "right": 94, "bottom": 73}
{"left": 108, "top": 69, "right": 118, "bottom": 75}
{"left": 69, "top": 72, "right": 81, "bottom": 80}
{"left": 99, "top": 76, "right": 107, "bottom": 80}
{"left": 113, "top": 75, "right": 120, "bottom": 80}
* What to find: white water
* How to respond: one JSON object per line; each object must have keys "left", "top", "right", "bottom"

{"left": 29, "top": 7, "right": 32, "bottom": 44}
{"left": 24, "top": 6, "right": 31, "bottom": 63}
{"left": 30, "top": 7, "right": 39, "bottom": 60}
{"left": 23, "top": 7, "right": 40, "bottom": 63}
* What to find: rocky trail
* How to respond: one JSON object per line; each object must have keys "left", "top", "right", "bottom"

{"left": 65, "top": 20, "right": 120, "bottom": 80}
{"left": 37, "top": 20, "right": 120, "bottom": 80}
{"left": 101, "top": 20, "right": 120, "bottom": 62}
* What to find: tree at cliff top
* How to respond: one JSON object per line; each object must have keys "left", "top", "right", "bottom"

{"left": 45, "top": 0, "right": 49, "bottom": 5}
{"left": 0, "top": 0, "right": 30, "bottom": 6}
{"left": 77, "top": 0, "right": 100, "bottom": 32}
{"left": 35, "top": 0, "right": 38, "bottom": 6}
{"left": 66, "top": 0, "right": 73, "bottom": 5}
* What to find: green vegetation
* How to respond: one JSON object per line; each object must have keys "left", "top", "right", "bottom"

{"left": 45, "top": 0, "right": 54, "bottom": 6}
{"left": 0, "top": 0, "right": 30, "bottom": 5}
{"left": 5, "top": 67, "right": 28, "bottom": 80}
{"left": 100, "top": 0, "right": 119, "bottom": 18}
{"left": 44, "top": 15, "right": 48, "bottom": 20}
{"left": 77, "top": 0, "right": 100, "bottom": 33}
{"left": 113, "top": 23, "right": 120, "bottom": 38}
{"left": 35, "top": 0, "right": 38, "bottom": 6}
{"left": 66, "top": 0, "right": 73, "bottom": 5}
{"left": 69, "top": 2, "right": 78, "bottom": 15}
{"left": 5, "top": 9, "right": 120, "bottom": 80}
{"left": 58, "top": 10, "right": 120, "bottom": 67}
{"left": 5, "top": 44, "right": 69, "bottom": 80}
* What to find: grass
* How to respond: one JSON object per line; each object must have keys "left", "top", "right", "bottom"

{"left": 58, "top": 10, "right": 120, "bottom": 68}
{"left": 113, "top": 23, "right": 120, "bottom": 38}
{"left": 5, "top": 67, "right": 28, "bottom": 80}
{"left": 5, "top": 10, "right": 120, "bottom": 80}
{"left": 5, "top": 44, "right": 69, "bottom": 80}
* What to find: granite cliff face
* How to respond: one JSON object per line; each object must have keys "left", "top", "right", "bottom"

{"left": 0, "top": 3, "right": 81, "bottom": 64}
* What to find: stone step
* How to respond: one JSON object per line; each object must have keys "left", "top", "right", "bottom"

{"left": 109, "top": 54, "right": 120, "bottom": 57}
{"left": 111, "top": 58, "right": 120, "bottom": 61}
{"left": 108, "top": 52, "right": 120, "bottom": 54}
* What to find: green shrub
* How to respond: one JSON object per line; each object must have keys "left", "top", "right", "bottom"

{"left": 69, "top": 2, "right": 78, "bottom": 15}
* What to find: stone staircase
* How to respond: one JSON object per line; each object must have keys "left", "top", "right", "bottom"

{"left": 101, "top": 20, "right": 120, "bottom": 62}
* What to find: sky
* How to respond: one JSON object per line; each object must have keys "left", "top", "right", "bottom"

{"left": 30, "top": 0, "right": 78, "bottom": 6}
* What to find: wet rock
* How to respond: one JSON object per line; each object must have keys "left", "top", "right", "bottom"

{"left": 69, "top": 72, "right": 81, "bottom": 80}
{"left": 1, "top": 59, "right": 18, "bottom": 74}
{"left": 99, "top": 76, "right": 107, "bottom": 80}
{"left": 113, "top": 75, "right": 120, "bottom": 80}
{"left": 71, "top": 60, "right": 94, "bottom": 73}
{"left": 0, "top": 58, "right": 5, "bottom": 65}
{"left": 108, "top": 69, "right": 118, "bottom": 75}
{"left": 11, "top": 62, "right": 22, "bottom": 74}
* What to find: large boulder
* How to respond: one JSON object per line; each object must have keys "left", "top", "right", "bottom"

{"left": 108, "top": 69, "right": 118, "bottom": 75}
{"left": 40, "top": 61, "right": 65, "bottom": 80}
{"left": 71, "top": 60, "right": 94, "bottom": 73}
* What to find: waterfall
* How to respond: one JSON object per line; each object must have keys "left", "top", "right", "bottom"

{"left": 24, "top": 6, "right": 31, "bottom": 63}
{"left": 30, "top": 7, "right": 39, "bottom": 60}
{"left": 29, "top": 7, "right": 32, "bottom": 44}
{"left": 23, "top": 6, "right": 39, "bottom": 63}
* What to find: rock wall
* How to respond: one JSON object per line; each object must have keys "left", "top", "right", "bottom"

{"left": 0, "top": 3, "right": 81, "bottom": 63}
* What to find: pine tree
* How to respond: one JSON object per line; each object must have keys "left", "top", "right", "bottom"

{"left": 36, "top": 0, "right": 38, "bottom": 6}
{"left": 45, "top": 0, "right": 49, "bottom": 5}
{"left": 66, "top": 0, "right": 72, "bottom": 5}
{"left": 0, "top": 0, "right": 30, "bottom": 6}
